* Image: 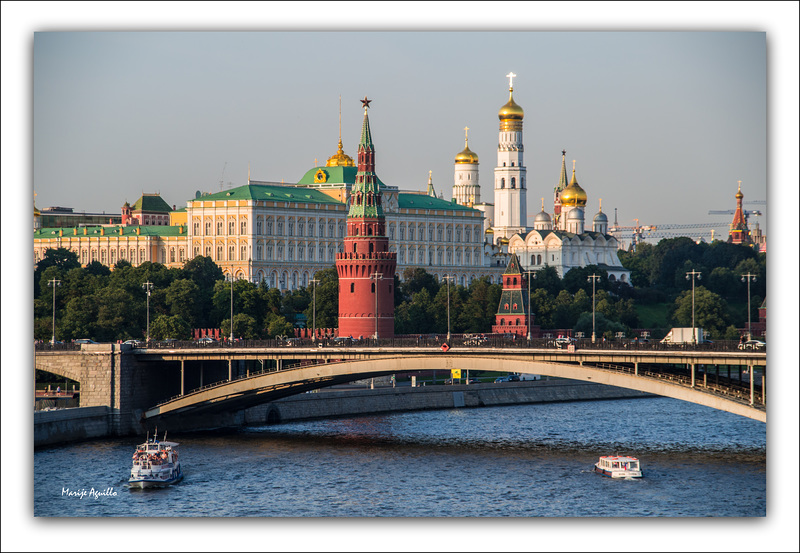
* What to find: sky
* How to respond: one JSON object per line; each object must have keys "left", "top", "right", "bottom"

{"left": 29, "top": 26, "right": 769, "bottom": 238}
{"left": 4, "top": 3, "right": 799, "bottom": 552}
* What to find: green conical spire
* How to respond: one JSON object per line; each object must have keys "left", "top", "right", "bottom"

{"left": 349, "top": 97, "right": 383, "bottom": 219}
{"left": 557, "top": 150, "right": 568, "bottom": 193}
{"left": 503, "top": 253, "right": 522, "bottom": 276}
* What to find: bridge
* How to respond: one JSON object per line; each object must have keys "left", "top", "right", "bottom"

{"left": 135, "top": 344, "right": 766, "bottom": 423}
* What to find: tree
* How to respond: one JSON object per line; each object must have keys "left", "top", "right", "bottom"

{"left": 263, "top": 313, "right": 295, "bottom": 338}
{"left": 400, "top": 267, "right": 440, "bottom": 301}
{"left": 532, "top": 265, "right": 563, "bottom": 297}
{"left": 150, "top": 314, "right": 191, "bottom": 340}
{"left": 166, "top": 279, "right": 201, "bottom": 326}
{"left": 671, "top": 286, "right": 730, "bottom": 339}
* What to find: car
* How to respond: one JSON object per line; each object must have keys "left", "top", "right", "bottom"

{"left": 74, "top": 338, "right": 98, "bottom": 344}
{"left": 738, "top": 339, "right": 765, "bottom": 350}
{"left": 467, "top": 377, "right": 480, "bottom": 385}
{"left": 195, "top": 337, "right": 216, "bottom": 345}
{"left": 507, "top": 374, "right": 521, "bottom": 382}
{"left": 332, "top": 337, "right": 352, "bottom": 347}
{"left": 280, "top": 337, "right": 301, "bottom": 347}
{"left": 554, "top": 336, "right": 576, "bottom": 349}
{"left": 122, "top": 339, "right": 145, "bottom": 347}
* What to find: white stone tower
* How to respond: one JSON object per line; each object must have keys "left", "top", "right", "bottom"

{"left": 492, "top": 72, "right": 527, "bottom": 241}
{"left": 453, "top": 127, "right": 480, "bottom": 206}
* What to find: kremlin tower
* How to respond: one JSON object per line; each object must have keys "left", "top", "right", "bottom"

{"left": 553, "top": 150, "right": 568, "bottom": 229}
{"left": 491, "top": 253, "right": 538, "bottom": 338}
{"left": 727, "top": 181, "right": 752, "bottom": 246}
{"left": 336, "top": 97, "right": 397, "bottom": 339}
{"left": 493, "top": 72, "right": 527, "bottom": 240}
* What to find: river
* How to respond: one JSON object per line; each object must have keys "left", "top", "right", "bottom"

{"left": 33, "top": 396, "right": 766, "bottom": 520}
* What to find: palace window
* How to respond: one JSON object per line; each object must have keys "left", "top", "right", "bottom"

{"left": 241, "top": 245, "right": 247, "bottom": 260}
{"left": 288, "top": 221, "right": 294, "bottom": 236}
{"left": 240, "top": 221, "right": 247, "bottom": 234}
{"left": 193, "top": 222, "right": 200, "bottom": 235}
{"left": 179, "top": 248, "right": 185, "bottom": 262}
{"left": 217, "top": 221, "right": 223, "bottom": 235}
{"left": 217, "top": 246, "right": 223, "bottom": 260}
{"left": 170, "top": 248, "right": 175, "bottom": 263}
{"left": 229, "top": 246, "right": 235, "bottom": 260}
{"left": 256, "top": 246, "right": 262, "bottom": 260}
{"left": 256, "top": 220, "right": 262, "bottom": 234}
{"left": 298, "top": 221, "right": 304, "bottom": 236}
{"left": 267, "top": 220, "right": 273, "bottom": 235}
{"left": 277, "top": 221, "right": 284, "bottom": 235}
{"left": 205, "top": 246, "right": 211, "bottom": 257}
{"left": 229, "top": 221, "right": 235, "bottom": 235}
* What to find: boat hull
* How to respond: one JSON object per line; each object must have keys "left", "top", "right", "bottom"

{"left": 594, "top": 465, "right": 642, "bottom": 478}
{"left": 129, "top": 469, "right": 183, "bottom": 489}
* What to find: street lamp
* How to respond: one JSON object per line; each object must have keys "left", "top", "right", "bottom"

{"left": 587, "top": 273, "right": 601, "bottom": 344}
{"left": 685, "top": 270, "right": 702, "bottom": 345}
{"left": 371, "top": 272, "right": 383, "bottom": 342}
{"left": 310, "top": 277, "right": 320, "bottom": 342}
{"left": 741, "top": 272, "right": 757, "bottom": 340}
{"left": 142, "top": 281, "right": 154, "bottom": 343}
{"left": 524, "top": 270, "right": 536, "bottom": 343}
{"left": 229, "top": 274, "right": 236, "bottom": 342}
{"left": 48, "top": 279, "right": 61, "bottom": 344}
{"left": 443, "top": 274, "right": 455, "bottom": 343}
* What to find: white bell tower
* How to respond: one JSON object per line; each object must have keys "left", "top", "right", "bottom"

{"left": 493, "top": 72, "right": 527, "bottom": 240}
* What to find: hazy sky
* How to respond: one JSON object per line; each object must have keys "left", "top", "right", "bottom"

{"left": 30, "top": 29, "right": 768, "bottom": 237}
{"left": 4, "top": 3, "right": 799, "bottom": 552}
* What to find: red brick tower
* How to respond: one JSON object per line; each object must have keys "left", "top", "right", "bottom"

{"left": 336, "top": 97, "right": 397, "bottom": 339}
{"left": 492, "top": 253, "right": 539, "bottom": 337}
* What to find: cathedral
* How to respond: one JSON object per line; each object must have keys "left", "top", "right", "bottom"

{"left": 451, "top": 74, "right": 631, "bottom": 283}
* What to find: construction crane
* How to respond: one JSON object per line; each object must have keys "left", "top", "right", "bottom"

{"left": 708, "top": 208, "right": 762, "bottom": 225}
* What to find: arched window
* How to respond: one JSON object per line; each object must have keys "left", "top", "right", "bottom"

{"left": 500, "top": 178, "right": 505, "bottom": 189}
{"left": 350, "top": 283, "right": 355, "bottom": 293}
{"left": 504, "top": 304, "right": 509, "bottom": 310}
{"left": 511, "top": 177, "right": 516, "bottom": 189}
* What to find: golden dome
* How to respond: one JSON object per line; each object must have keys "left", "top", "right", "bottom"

{"left": 498, "top": 90, "right": 524, "bottom": 121}
{"left": 735, "top": 181, "right": 744, "bottom": 199}
{"left": 560, "top": 165, "right": 588, "bottom": 207}
{"left": 455, "top": 145, "right": 479, "bottom": 164}
{"left": 499, "top": 237, "right": 510, "bottom": 245}
{"left": 326, "top": 138, "right": 354, "bottom": 167}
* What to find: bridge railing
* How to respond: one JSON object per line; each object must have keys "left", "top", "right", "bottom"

{"left": 50, "top": 336, "right": 759, "bottom": 353}
{"left": 589, "top": 361, "right": 763, "bottom": 406}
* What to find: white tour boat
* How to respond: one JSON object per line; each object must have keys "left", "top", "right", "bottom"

{"left": 594, "top": 455, "right": 643, "bottom": 478}
{"left": 129, "top": 432, "right": 183, "bottom": 488}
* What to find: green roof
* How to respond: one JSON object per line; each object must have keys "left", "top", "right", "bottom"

{"left": 132, "top": 194, "right": 172, "bottom": 213}
{"left": 398, "top": 194, "right": 479, "bottom": 213}
{"left": 34, "top": 225, "right": 187, "bottom": 238}
{"left": 296, "top": 166, "right": 387, "bottom": 188}
{"left": 191, "top": 184, "right": 344, "bottom": 205}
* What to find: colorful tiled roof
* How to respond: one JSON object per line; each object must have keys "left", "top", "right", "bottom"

{"left": 132, "top": 194, "right": 172, "bottom": 213}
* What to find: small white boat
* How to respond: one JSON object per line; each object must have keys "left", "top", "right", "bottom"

{"left": 594, "top": 455, "right": 643, "bottom": 478}
{"left": 129, "top": 432, "right": 183, "bottom": 489}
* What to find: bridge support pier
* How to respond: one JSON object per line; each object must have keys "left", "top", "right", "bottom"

{"left": 762, "top": 372, "right": 765, "bottom": 405}
{"left": 180, "top": 360, "right": 185, "bottom": 396}
{"left": 228, "top": 360, "right": 232, "bottom": 382}
{"left": 749, "top": 363, "right": 754, "bottom": 406}
{"left": 690, "top": 363, "right": 695, "bottom": 388}
{"left": 634, "top": 362, "right": 638, "bottom": 377}
{"left": 703, "top": 367, "right": 707, "bottom": 388}
{"left": 200, "top": 362, "right": 203, "bottom": 387}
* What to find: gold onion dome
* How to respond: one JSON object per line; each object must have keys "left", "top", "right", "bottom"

{"left": 498, "top": 89, "right": 524, "bottom": 121}
{"left": 560, "top": 163, "right": 588, "bottom": 207}
{"left": 735, "top": 181, "right": 744, "bottom": 199}
{"left": 455, "top": 144, "right": 479, "bottom": 164}
{"left": 326, "top": 138, "right": 355, "bottom": 167}
{"left": 499, "top": 236, "right": 510, "bottom": 245}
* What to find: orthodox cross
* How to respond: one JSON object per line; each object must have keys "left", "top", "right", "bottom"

{"left": 506, "top": 72, "right": 516, "bottom": 88}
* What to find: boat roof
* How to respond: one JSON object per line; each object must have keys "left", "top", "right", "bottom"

{"left": 599, "top": 455, "right": 638, "bottom": 461}
{"left": 137, "top": 441, "right": 180, "bottom": 447}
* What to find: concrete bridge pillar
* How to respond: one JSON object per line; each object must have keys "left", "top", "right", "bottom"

{"left": 180, "top": 360, "right": 185, "bottom": 395}
{"left": 749, "top": 363, "right": 754, "bottom": 406}
{"left": 690, "top": 363, "right": 695, "bottom": 388}
{"left": 634, "top": 362, "right": 638, "bottom": 377}
{"left": 228, "top": 359, "right": 232, "bottom": 381}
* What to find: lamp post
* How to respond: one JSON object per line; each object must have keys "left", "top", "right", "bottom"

{"left": 48, "top": 279, "right": 61, "bottom": 344}
{"left": 371, "top": 272, "right": 383, "bottom": 342}
{"left": 443, "top": 274, "right": 455, "bottom": 343}
{"left": 142, "top": 281, "right": 154, "bottom": 343}
{"left": 229, "top": 274, "right": 236, "bottom": 342}
{"left": 587, "top": 273, "right": 600, "bottom": 344}
{"left": 741, "top": 272, "right": 757, "bottom": 340}
{"left": 685, "top": 270, "right": 702, "bottom": 345}
{"left": 310, "top": 277, "right": 320, "bottom": 342}
{"left": 524, "top": 270, "right": 536, "bottom": 343}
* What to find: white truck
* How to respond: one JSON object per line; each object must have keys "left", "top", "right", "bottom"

{"left": 660, "top": 327, "right": 707, "bottom": 344}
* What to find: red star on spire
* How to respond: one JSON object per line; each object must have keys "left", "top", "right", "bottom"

{"left": 361, "top": 96, "right": 372, "bottom": 110}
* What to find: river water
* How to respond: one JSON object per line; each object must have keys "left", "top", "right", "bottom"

{"left": 34, "top": 396, "right": 766, "bottom": 520}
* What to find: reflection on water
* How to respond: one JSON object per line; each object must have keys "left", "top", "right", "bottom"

{"left": 34, "top": 397, "right": 765, "bottom": 517}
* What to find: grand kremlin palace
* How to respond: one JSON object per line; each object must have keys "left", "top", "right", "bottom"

{"left": 34, "top": 76, "right": 631, "bottom": 289}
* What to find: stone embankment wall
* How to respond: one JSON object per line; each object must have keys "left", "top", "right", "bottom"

{"left": 243, "top": 379, "right": 651, "bottom": 426}
{"left": 34, "top": 407, "right": 111, "bottom": 447}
